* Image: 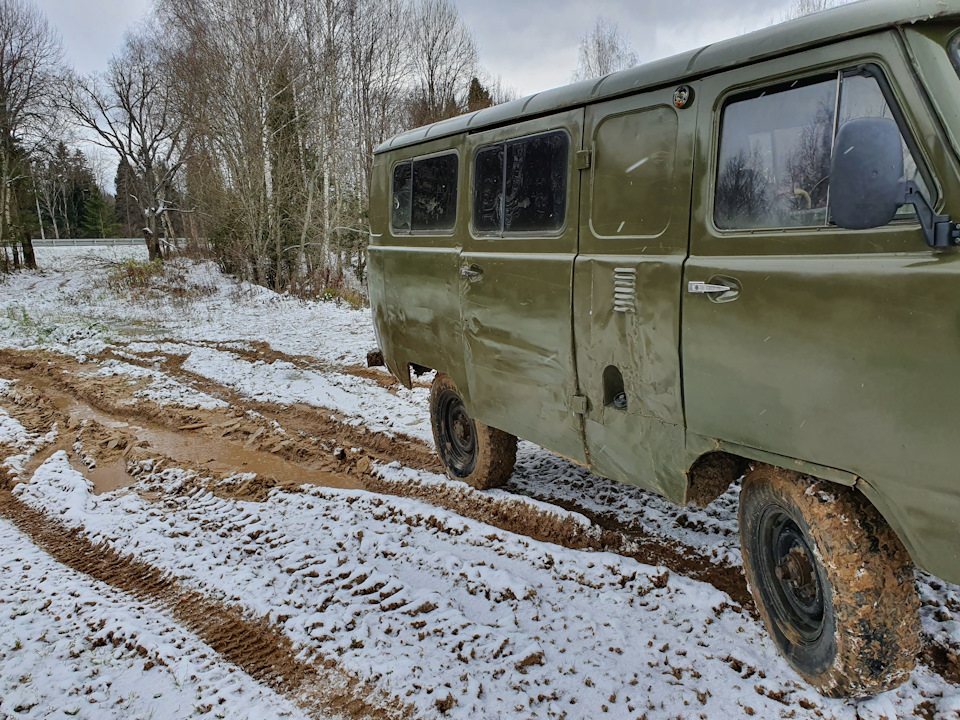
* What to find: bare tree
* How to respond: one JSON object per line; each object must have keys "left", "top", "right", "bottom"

{"left": 571, "top": 17, "right": 638, "bottom": 83}
{"left": 146, "top": 0, "right": 500, "bottom": 294}
{"left": 483, "top": 73, "right": 519, "bottom": 107}
{"left": 407, "top": 0, "right": 478, "bottom": 127}
{"left": 66, "top": 25, "right": 188, "bottom": 261}
{"left": 0, "top": 0, "right": 63, "bottom": 271}
{"left": 161, "top": 0, "right": 316, "bottom": 287}
{"left": 345, "top": 0, "right": 408, "bottom": 195}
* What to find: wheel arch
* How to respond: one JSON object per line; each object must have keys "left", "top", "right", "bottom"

{"left": 685, "top": 441, "right": 922, "bottom": 574}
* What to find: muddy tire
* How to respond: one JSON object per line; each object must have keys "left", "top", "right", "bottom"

{"left": 429, "top": 373, "right": 516, "bottom": 490}
{"left": 738, "top": 466, "right": 920, "bottom": 698}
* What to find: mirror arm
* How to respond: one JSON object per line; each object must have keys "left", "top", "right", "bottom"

{"left": 904, "top": 181, "right": 960, "bottom": 249}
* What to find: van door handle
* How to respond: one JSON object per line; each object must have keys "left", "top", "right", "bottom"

{"left": 688, "top": 281, "right": 732, "bottom": 294}
{"left": 461, "top": 265, "right": 484, "bottom": 282}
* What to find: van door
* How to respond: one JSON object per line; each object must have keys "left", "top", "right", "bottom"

{"left": 573, "top": 86, "right": 697, "bottom": 502}
{"left": 460, "top": 109, "right": 586, "bottom": 463}
{"left": 682, "top": 36, "right": 960, "bottom": 578}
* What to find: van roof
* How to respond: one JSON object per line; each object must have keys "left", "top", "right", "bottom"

{"left": 375, "top": 0, "right": 960, "bottom": 155}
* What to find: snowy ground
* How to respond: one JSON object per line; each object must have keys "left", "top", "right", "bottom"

{"left": 0, "top": 247, "right": 958, "bottom": 719}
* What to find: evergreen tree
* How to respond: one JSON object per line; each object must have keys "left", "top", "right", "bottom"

{"left": 81, "top": 187, "right": 121, "bottom": 238}
{"left": 32, "top": 143, "right": 102, "bottom": 239}
{"left": 467, "top": 77, "right": 492, "bottom": 113}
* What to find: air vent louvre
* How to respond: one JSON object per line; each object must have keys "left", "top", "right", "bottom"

{"left": 613, "top": 267, "right": 636, "bottom": 313}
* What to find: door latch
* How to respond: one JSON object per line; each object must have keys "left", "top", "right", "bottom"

{"left": 687, "top": 281, "right": 732, "bottom": 294}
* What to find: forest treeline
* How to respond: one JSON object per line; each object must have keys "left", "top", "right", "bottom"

{"left": 0, "top": 0, "right": 837, "bottom": 292}
{"left": 0, "top": 0, "right": 513, "bottom": 291}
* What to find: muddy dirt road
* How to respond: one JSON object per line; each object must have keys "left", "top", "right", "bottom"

{"left": 2, "top": 344, "right": 958, "bottom": 719}
{"left": 1, "top": 251, "right": 958, "bottom": 719}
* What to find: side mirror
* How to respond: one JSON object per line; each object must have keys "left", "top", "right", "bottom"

{"left": 829, "top": 117, "right": 904, "bottom": 230}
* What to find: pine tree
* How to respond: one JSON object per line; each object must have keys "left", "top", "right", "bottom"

{"left": 467, "top": 77, "right": 492, "bottom": 113}
{"left": 81, "top": 187, "right": 121, "bottom": 238}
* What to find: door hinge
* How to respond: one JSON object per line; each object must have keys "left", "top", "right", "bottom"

{"left": 576, "top": 150, "right": 592, "bottom": 170}
{"left": 572, "top": 395, "right": 588, "bottom": 414}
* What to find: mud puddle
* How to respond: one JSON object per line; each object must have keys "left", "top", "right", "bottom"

{"left": 2, "top": 351, "right": 750, "bottom": 602}
{"left": 23, "top": 371, "right": 362, "bottom": 495}
{"left": 139, "top": 425, "right": 360, "bottom": 491}
{"left": 73, "top": 457, "right": 137, "bottom": 494}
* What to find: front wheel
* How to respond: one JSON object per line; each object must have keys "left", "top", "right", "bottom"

{"left": 429, "top": 373, "right": 516, "bottom": 490}
{"left": 738, "top": 466, "right": 920, "bottom": 698}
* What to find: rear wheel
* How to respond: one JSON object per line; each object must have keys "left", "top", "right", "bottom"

{"left": 738, "top": 466, "right": 920, "bottom": 698}
{"left": 430, "top": 373, "right": 516, "bottom": 490}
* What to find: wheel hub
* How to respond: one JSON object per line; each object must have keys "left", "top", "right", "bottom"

{"left": 436, "top": 390, "right": 477, "bottom": 478}
{"left": 758, "top": 510, "right": 826, "bottom": 644}
{"left": 776, "top": 545, "right": 818, "bottom": 607}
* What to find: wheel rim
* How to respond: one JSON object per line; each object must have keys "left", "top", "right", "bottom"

{"left": 436, "top": 389, "right": 477, "bottom": 478}
{"left": 757, "top": 508, "right": 826, "bottom": 645}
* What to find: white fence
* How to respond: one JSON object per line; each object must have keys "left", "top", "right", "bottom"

{"left": 32, "top": 238, "right": 147, "bottom": 248}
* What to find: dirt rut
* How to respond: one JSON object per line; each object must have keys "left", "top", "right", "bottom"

{"left": 0, "top": 347, "right": 754, "bottom": 608}
{"left": 2, "top": 347, "right": 957, "bottom": 686}
{"left": 0, "top": 490, "right": 412, "bottom": 719}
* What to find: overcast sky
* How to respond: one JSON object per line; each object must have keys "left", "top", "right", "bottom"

{"left": 37, "top": 0, "right": 798, "bottom": 95}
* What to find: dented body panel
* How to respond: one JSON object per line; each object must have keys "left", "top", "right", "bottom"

{"left": 369, "top": 1, "right": 960, "bottom": 584}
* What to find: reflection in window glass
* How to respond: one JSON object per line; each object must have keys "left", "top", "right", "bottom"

{"left": 505, "top": 132, "right": 569, "bottom": 232}
{"left": 392, "top": 162, "right": 412, "bottom": 231}
{"left": 473, "top": 131, "right": 569, "bottom": 235}
{"left": 473, "top": 145, "right": 503, "bottom": 233}
{"left": 836, "top": 73, "right": 925, "bottom": 219}
{"left": 411, "top": 154, "right": 458, "bottom": 231}
{"left": 716, "top": 78, "right": 838, "bottom": 229}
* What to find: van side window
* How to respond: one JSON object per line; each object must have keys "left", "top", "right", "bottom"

{"left": 715, "top": 71, "right": 926, "bottom": 230}
{"left": 716, "top": 77, "right": 837, "bottom": 229}
{"left": 392, "top": 162, "right": 412, "bottom": 231}
{"left": 392, "top": 153, "right": 458, "bottom": 234}
{"left": 473, "top": 130, "right": 569, "bottom": 234}
{"left": 505, "top": 132, "right": 569, "bottom": 232}
{"left": 474, "top": 145, "right": 503, "bottom": 233}
{"left": 412, "top": 154, "right": 458, "bottom": 231}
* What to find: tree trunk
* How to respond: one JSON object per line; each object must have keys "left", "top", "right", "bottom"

{"left": 162, "top": 210, "right": 177, "bottom": 252}
{"left": 21, "top": 232, "right": 36, "bottom": 270}
{"left": 144, "top": 227, "right": 163, "bottom": 262}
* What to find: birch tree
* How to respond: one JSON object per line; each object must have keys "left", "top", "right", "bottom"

{"left": 407, "top": 0, "right": 478, "bottom": 127}
{"left": 782, "top": 0, "right": 852, "bottom": 20}
{"left": 0, "top": 0, "right": 63, "bottom": 271}
{"left": 571, "top": 17, "right": 638, "bottom": 82}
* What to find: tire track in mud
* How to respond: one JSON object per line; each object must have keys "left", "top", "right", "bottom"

{"left": 0, "top": 490, "right": 414, "bottom": 720}
{"left": 3, "top": 347, "right": 958, "bottom": 684}
{"left": 0, "top": 348, "right": 753, "bottom": 606}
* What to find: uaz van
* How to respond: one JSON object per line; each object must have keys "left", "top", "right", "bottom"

{"left": 367, "top": 0, "right": 960, "bottom": 697}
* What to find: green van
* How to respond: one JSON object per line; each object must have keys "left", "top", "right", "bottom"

{"left": 368, "top": 0, "right": 960, "bottom": 697}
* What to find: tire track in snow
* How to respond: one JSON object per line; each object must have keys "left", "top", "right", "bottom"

{"left": 3, "top": 348, "right": 959, "bottom": 686}
{"left": 0, "top": 490, "right": 414, "bottom": 720}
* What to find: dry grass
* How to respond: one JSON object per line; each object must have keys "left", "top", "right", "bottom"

{"left": 288, "top": 266, "right": 368, "bottom": 309}
{"left": 105, "top": 259, "right": 218, "bottom": 304}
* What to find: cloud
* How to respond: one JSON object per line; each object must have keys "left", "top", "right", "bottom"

{"left": 36, "top": 0, "right": 152, "bottom": 75}
{"left": 456, "top": 0, "right": 795, "bottom": 95}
